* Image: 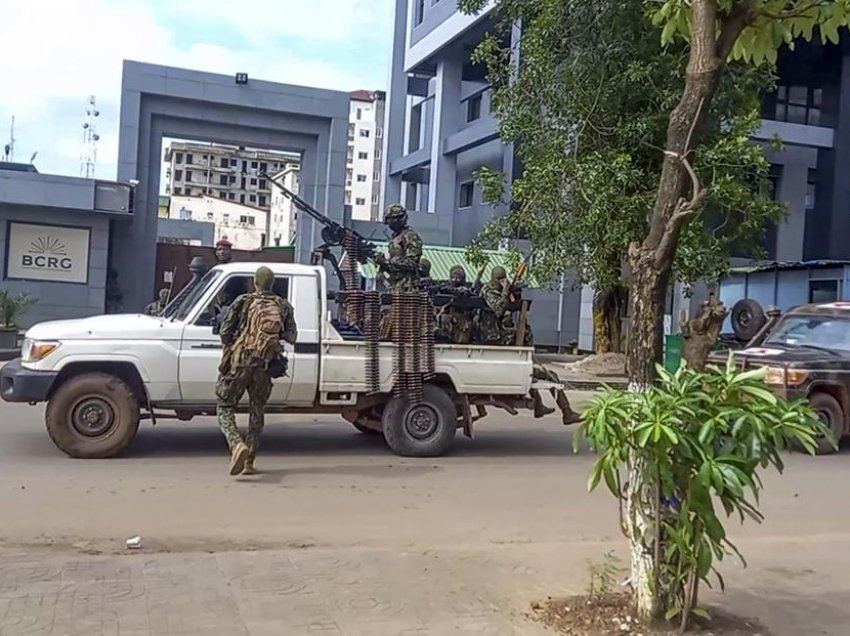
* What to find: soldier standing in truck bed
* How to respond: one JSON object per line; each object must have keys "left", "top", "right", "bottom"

{"left": 437, "top": 265, "right": 473, "bottom": 344}
{"left": 375, "top": 204, "right": 422, "bottom": 338}
{"left": 479, "top": 266, "right": 582, "bottom": 425}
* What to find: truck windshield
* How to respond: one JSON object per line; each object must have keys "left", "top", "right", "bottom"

{"left": 163, "top": 270, "right": 222, "bottom": 321}
{"left": 765, "top": 315, "right": 850, "bottom": 352}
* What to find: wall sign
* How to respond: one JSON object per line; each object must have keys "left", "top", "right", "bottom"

{"left": 6, "top": 222, "right": 91, "bottom": 284}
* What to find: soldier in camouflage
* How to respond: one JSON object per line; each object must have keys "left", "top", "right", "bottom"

{"left": 374, "top": 204, "right": 423, "bottom": 292}
{"left": 418, "top": 257, "right": 434, "bottom": 290}
{"left": 144, "top": 289, "right": 169, "bottom": 316}
{"left": 437, "top": 265, "right": 473, "bottom": 344}
{"left": 480, "top": 267, "right": 581, "bottom": 424}
{"left": 216, "top": 266, "right": 298, "bottom": 476}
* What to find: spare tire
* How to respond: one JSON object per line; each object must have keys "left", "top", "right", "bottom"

{"left": 731, "top": 299, "right": 767, "bottom": 342}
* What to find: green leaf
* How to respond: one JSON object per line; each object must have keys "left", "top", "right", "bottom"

{"left": 692, "top": 607, "right": 711, "bottom": 621}
{"left": 665, "top": 606, "right": 682, "bottom": 621}
{"left": 739, "top": 385, "right": 779, "bottom": 405}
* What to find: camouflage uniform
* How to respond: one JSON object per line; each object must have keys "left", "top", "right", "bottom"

{"left": 216, "top": 266, "right": 297, "bottom": 475}
{"left": 437, "top": 265, "right": 473, "bottom": 344}
{"left": 478, "top": 267, "right": 513, "bottom": 345}
{"left": 377, "top": 205, "right": 423, "bottom": 338}
{"left": 143, "top": 289, "right": 169, "bottom": 316}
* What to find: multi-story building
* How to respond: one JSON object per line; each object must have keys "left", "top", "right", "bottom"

{"left": 163, "top": 141, "right": 299, "bottom": 212}
{"left": 346, "top": 90, "right": 387, "bottom": 221}
{"left": 268, "top": 165, "right": 301, "bottom": 246}
{"left": 382, "top": 0, "right": 850, "bottom": 348}
{"left": 167, "top": 195, "right": 269, "bottom": 250}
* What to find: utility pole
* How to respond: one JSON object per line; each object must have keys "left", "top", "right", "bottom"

{"left": 80, "top": 95, "right": 100, "bottom": 178}
{"left": 3, "top": 116, "right": 14, "bottom": 161}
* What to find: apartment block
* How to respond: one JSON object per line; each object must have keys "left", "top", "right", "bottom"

{"left": 163, "top": 141, "right": 299, "bottom": 212}
{"left": 347, "top": 90, "right": 387, "bottom": 221}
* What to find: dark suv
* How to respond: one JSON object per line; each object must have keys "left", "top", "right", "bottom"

{"left": 708, "top": 302, "right": 850, "bottom": 454}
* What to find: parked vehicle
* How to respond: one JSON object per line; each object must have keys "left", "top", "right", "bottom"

{"left": 709, "top": 301, "right": 850, "bottom": 454}
{"left": 0, "top": 263, "right": 558, "bottom": 459}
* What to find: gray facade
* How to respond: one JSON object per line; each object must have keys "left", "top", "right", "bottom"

{"left": 117, "top": 61, "right": 350, "bottom": 310}
{"left": 0, "top": 169, "right": 133, "bottom": 327}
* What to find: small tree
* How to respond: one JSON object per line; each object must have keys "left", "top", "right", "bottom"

{"left": 578, "top": 360, "right": 830, "bottom": 629}
{"left": 0, "top": 290, "right": 35, "bottom": 331}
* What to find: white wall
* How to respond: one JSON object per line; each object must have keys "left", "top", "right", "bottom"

{"left": 348, "top": 97, "right": 380, "bottom": 220}
{"left": 168, "top": 195, "right": 268, "bottom": 250}
{"left": 269, "top": 168, "right": 299, "bottom": 246}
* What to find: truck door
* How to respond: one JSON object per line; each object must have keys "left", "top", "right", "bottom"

{"left": 178, "top": 273, "right": 295, "bottom": 405}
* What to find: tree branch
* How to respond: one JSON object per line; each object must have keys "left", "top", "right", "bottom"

{"left": 716, "top": 0, "right": 757, "bottom": 60}
{"left": 759, "top": 1, "right": 826, "bottom": 20}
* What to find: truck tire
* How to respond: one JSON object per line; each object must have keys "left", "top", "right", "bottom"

{"left": 731, "top": 299, "right": 766, "bottom": 342}
{"left": 46, "top": 373, "right": 141, "bottom": 459}
{"left": 382, "top": 384, "right": 457, "bottom": 457}
{"left": 809, "top": 392, "right": 844, "bottom": 455}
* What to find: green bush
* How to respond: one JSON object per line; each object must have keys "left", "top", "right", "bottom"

{"left": 576, "top": 357, "right": 832, "bottom": 629}
{"left": 0, "top": 290, "right": 35, "bottom": 331}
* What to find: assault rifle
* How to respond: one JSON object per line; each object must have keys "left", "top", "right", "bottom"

{"left": 262, "top": 172, "right": 377, "bottom": 290}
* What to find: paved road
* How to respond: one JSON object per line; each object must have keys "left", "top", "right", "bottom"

{"left": 1, "top": 399, "right": 850, "bottom": 635}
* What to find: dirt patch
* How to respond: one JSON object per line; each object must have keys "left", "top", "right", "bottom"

{"left": 561, "top": 353, "right": 626, "bottom": 379}
{"left": 530, "top": 594, "right": 768, "bottom": 636}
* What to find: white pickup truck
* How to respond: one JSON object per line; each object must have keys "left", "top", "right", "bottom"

{"left": 1, "top": 262, "right": 552, "bottom": 459}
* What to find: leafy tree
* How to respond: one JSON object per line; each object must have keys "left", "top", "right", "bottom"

{"left": 461, "top": 0, "right": 784, "bottom": 355}
{"left": 579, "top": 360, "right": 829, "bottom": 628}
{"left": 461, "top": 0, "right": 850, "bottom": 625}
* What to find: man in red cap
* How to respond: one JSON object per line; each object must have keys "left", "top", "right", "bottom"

{"left": 215, "top": 237, "right": 233, "bottom": 265}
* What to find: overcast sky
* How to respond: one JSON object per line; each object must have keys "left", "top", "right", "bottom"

{"left": 0, "top": 0, "right": 395, "bottom": 179}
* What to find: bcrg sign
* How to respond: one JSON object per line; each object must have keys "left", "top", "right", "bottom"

{"left": 6, "top": 222, "right": 91, "bottom": 284}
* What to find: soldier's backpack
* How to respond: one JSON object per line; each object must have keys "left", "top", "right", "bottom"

{"left": 233, "top": 294, "right": 284, "bottom": 365}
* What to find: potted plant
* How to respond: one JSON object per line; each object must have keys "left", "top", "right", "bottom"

{"left": 0, "top": 290, "right": 35, "bottom": 349}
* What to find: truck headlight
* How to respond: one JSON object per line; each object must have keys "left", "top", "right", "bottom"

{"left": 764, "top": 367, "right": 809, "bottom": 387}
{"left": 21, "top": 339, "right": 60, "bottom": 363}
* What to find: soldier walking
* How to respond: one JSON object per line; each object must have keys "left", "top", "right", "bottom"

{"left": 479, "top": 266, "right": 581, "bottom": 425}
{"left": 216, "top": 266, "right": 297, "bottom": 476}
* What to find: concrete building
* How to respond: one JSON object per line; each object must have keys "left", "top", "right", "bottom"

{"left": 269, "top": 166, "right": 300, "bottom": 246}
{"left": 163, "top": 141, "right": 299, "bottom": 212}
{"left": 382, "top": 1, "right": 850, "bottom": 349}
{"left": 347, "top": 90, "right": 387, "bottom": 221}
{"left": 166, "top": 195, "right": 269, "bottom": 250}
{"left": 0, "top": 164, "right": 133, "bottom": 327}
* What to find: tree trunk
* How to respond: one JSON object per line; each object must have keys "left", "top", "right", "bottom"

{"left": 593, "top": 285, "right": 626, "bottom": 354}
{"left": 681, "top": 294, "right": 727, "bottom": 371}
{"left": 624, "top": 0, "right": 755, "bottom": 623}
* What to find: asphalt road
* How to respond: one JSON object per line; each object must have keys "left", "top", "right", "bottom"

{"left": 1, "top": 398, "right": 850, "bottom": 634}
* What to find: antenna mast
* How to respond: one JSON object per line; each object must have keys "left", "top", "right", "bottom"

{"left": 80, "top": 95, "right": 100, "bottom": 178}
{"left": 2, "top": 116, "right": 13, "bottom": 161}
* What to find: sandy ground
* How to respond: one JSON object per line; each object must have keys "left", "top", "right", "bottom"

{"left": 1, "top": 396, "right": 849, "bottom": 634}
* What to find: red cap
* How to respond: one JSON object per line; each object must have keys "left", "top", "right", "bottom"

{"left": 216, "top": 237, "right": 232, "bottom": 248}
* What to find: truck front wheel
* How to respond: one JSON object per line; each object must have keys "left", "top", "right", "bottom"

{"left": 810, "top": 392, "right": 844, "bottom": 455}
{"left": 382, "top": 384, "right": 457, "bottom": 457}
{"left": 46, "top": 373, "right": 141, "bottom": 459}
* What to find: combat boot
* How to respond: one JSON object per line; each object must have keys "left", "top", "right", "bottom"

{"left": 553, "top": 389, "right": 583, "bottom": 426}
{"left": 229, "top": 441, "right": 250, "bottom": 476}
{"left": 242, "top": 457, "right": 258, "bottom": 475}
{"left": 531, "top": 389, "right": 556, "bottom": 418}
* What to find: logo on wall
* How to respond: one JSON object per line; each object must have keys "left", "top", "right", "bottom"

{"left": 6, "top": 222, "right": 90, "bottom": 284}
{"left": 23, "top": 236, "right": 73, "bottom": 271}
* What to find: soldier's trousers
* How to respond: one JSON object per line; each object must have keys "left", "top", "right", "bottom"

{"left": 215, "top": 366, "right": 273, "bottom": 458}
{"left": 532, "top": 364, "right": 577, "bottom": 418}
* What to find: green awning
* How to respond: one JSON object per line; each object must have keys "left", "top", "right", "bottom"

{"left": 357, "top": 242, "right": 538, "bottom": 287}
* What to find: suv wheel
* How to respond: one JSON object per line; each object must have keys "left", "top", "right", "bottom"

{"left": 809, "top": 392, "right": 844, "bottom": 455}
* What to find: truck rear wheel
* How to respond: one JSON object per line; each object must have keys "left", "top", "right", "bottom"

{"left": 382, "top": 384, "right": 457, "bottom": 457}
{"left": 810, "top": 392, "right": 844, "bottom": 455}
{"left": 46, "top": 373, "right": 141, "bottom": 459}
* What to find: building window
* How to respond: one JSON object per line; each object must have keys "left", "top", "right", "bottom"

{"left": 173, "top": 187, "right": 182, "bottom": 196}
{"left": 175, "top": 169, "right": 183, "bottom": 181}
{"left": 372, "top": 193, "right": 379, "bottom": 204}
{"left": 175, "top": 152, "right": 184, "bottom": 164}
{"left": 356, "top": 108, "right": 363, "bottom": 120}
{"left": 414, "top": 0, "right": 425, "bottom": 25}
{"left": 810, "top": 280, "right": 839, "bottom": 303}
{"left": 459, "top": 181, "right": 474, "bottom": 208}
{"left": 230, "top": 158, "right": 237, "bottom": 167}
{"left": 358, "top": 151, "right": 369, "bottom": 160}
{"left": 229, "top": 193, "right": 235, "bottom": 200}
{"left": 467, "top": 94, "right": 482, "bottom": 122}
{"left": 223, "top": 213, "right": 230, "bottom": 224}
{"left": 219, "top": 175, "right": 228, "bottom": 186}
{"left": 806, "top": 168, "right": 816, "bottom": 211}
{"left": 356, "top": 197, "right": 366, "bottom": 205}
{"left": 260, "top": 162, "right": 268, "bottom": 172}
{"left": 376, "top": 147, "right": 382, "bottom": 160}
{"left": 220, "top": 157, "right": 228, "bottom": 168}
{"left": 775, "top": 85, "right": 822, "bottom": 126}
{"left": 250, "top": 194, "right": 256, "bottom": 203}
{"left": 345, "top": 191, "right": 352, "bottom": 204}
{"left": 186, "top": 153, "right": 193, "bottom": 164}
{"left": 251, "top": 161, "right": 258, "bottom": 169}
{"left": 250, "top": 178, "right": 258, "bottom": 186}
{"left": 357, "top": 174, "right": 367, "bottom": 182}
{"left": 185, "top": 170, "right": 193, "bottom": 182}
{"left": 348, "top": 123, "right": 356, "bottom": 139}
{"left": 259, "top": 179, "right": 267, "bottom": 189}
{"left": 376, "top": 127, "right": 383, "bottom": 138}
{"left": 240, "top": 194, "right": 246, "bottom": 204}
{"left": 409, "top": 103, "right": 422, "bottom": 152}
{"left": 374, "top": 171, "right": 381, "bottom": 182}
{"left": 405, "top": 182, "right": 418, "bottom": 211}
{"left": 359, "top": 129, "right": 371, "bottom": 138}
{"left": 259, "top": 194, "right": 266, "bottom": 207}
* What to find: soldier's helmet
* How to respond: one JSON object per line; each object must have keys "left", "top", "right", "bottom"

{"left": 158, "top": 288, "right": 169, "bottom": 302}
{"left": 254, "top": 266, "right": 275, "bottom": 292}
{"left": 449, "top": 265, "right": 466, "bottom": 282}
{"left": 491, "top": 266, "right": 507, "bottom": 281}
{"left": 419, "top": 258, "right": 432, "bottom": 276}
{"left": 383, "top": 204, "right": 408, "bottom": 224}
